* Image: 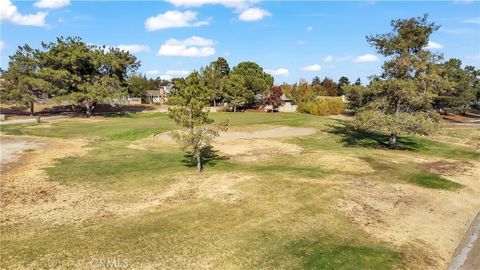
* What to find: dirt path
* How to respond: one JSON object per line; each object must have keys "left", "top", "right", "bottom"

{"left": 449, "top": 212, "right": 480, "bottom": 270}
{"left": 0, "top": 136, "right": 42, "bottom": 170}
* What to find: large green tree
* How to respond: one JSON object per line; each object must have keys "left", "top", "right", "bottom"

{"left": 355, "top": 15, "right": 444, "bottom": 148}
{"left": 202, "top": 57, "right": 230, "bottom": 107}
{"left": 433, "top": 58, "right": 479, "bottom": 114}
{"left": 224, "top": 73, "right": 249, "bottom": 112}
{"left": 231, "top": 61, "right": 273, "bottom": 105}
{"left": 168, "top": 71, "right": 227, "bottom": 172}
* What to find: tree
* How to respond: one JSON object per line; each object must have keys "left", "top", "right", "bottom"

{"left": 281, "top": 79, "right": 315, "bottom": 104}
{"left": 40, "top": 36, "right": 139, "bottom": 116}
{"left": 433, "top": 59, "right": 478, "bottom": 114}
{"left": 263, "top": 86, "right": 285, "bottom": 112}
{"left": 337, "top": 76, "right": 350, "bottom": 96}
{"left": 343, "top": 84, "right": 376, "bottom": 112}
{"left": 354, "top": 14, "right": 443, "bottom": 148}
{"left": 354, "top": 78, "right": 362, "bottom": 85}
{"left": 168, "top": 71, "right": 227, "bottom": 172}
{"left": 127, "top": 74, "right": 152, "bottom": 100}
{"left": 224, "top": 73, "right": 249, "bottom": 112}
{"left": 311, "top": 76, "right": 321, "bottom": 86}
{"left": 321, "top": 77, "right": 338, "bottom": 96}
{"left": 2, "top": 45, "right": 52, "bottom": 115}
{"left": 202, "top": 57, "right": 230, "bottom": 106}
{"left": 213, "top": 57, "right": 230, "bottom": 77}
{"left": 231, "top": 62, "right": 273, "bottom": 105}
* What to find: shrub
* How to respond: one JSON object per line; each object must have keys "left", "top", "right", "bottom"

{"left": 298, "top": 97, "right": 345, "bottom": 116}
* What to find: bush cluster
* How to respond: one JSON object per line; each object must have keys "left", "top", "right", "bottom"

{"left": 298, "top": 97, "right": 345, "bottom": 116}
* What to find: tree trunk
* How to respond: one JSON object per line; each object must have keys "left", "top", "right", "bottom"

{"left": 83, "top": 100, "right": 94, "bottom": 117}
{"left": 30, "top": 102, "right": 35, "bottom": 116}
{"left": 389, "top": 134, "right": 397, "bottom": 149}
{"left": 213, "top": 99, "right": 216, "bottom": 107}
{"left": 233, "top": 105, "right": 237, "bottom": 113}
{"left": 196, "top": 155, "right": 202, "bottom": 172}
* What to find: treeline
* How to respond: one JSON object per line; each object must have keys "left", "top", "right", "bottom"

{"left": 169, "top": 58, "right": 273, "bottom": 112}
{"left": 343, "top": 58, "right": 480, "bottom": 115}
{"left": 1, "top": 36, "right": 139, "bottom": 116}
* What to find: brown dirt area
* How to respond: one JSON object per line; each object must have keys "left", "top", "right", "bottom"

{"left": 338, "top": 158, "right": 480, "bottom": 269}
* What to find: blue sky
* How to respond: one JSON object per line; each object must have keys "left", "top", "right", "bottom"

{"left": 1, "top": 0, "right": 479, "bottom": 84}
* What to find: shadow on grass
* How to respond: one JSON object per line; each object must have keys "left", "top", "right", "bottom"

{"left": 325, "top": 122, "right": 423, "bottom": 151}
{"left": 181, "top": 146, "right": 230, "bottom": 169}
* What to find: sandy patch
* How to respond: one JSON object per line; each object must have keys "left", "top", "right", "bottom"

{"left": 0, "top": 136, "right": 105, "bottom": 225}
{"left": 213, "top": 139, "right": 302, "bottom": 162}
{"left": 110, "top": 173, "right": 252, "bottom": 218}
{"left": 337, "top": 161, "right": 480, "bottom": 269}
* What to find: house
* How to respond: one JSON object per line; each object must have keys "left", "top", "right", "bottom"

{"left": 146, "top": 86, "right": 172, "bottom": 104}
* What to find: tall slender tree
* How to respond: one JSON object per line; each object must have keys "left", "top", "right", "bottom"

{"left": 168, "top": 71, "right": 227, "bottom": 172}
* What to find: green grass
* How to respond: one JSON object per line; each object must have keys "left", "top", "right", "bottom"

{"left": 409, "top": 172, "right": 464, "bottom": 189}
{"left": 1, "top": 111, "right": 478, "bottom": 269}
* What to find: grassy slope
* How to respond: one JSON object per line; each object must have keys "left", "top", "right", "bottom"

{"left": 1, "top": 112, "right": 478, "bottom": 269}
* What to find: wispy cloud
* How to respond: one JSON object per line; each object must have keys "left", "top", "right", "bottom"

{"left": 453, "top": 0, "right": 474, "bottom": 4}
{"left": 322, "top": 55, "right": 352, "bottom": 62}
{"left": 462, "top": 17, "right": 480, "bottom": 24}
{"left": 0, "top": 40, "right": 5, "bottom": 50}
{"left": 34, "top": 0, "right": 70, "bottom": 9}
{"left": 307, "top": 26, "right": 313, "bottom": 32}
{"left": 117, "top": 44, "right": 150, "bottom": 53}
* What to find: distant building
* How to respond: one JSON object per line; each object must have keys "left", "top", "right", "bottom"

{"left": 146, "top": 86, "right": 172, "bottom": 104}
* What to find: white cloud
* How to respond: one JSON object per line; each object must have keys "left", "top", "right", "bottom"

{"left": 353, "top": 54, "right": 379, "bottom": 63}
{"left": 462, "top": 17, "right": 480, "bottom": 24}
{"left": 224, "top": 51, "right": 231, "bottom": 56}
{"left": 322, "top": 55, "right": 334, "bottom": 62}
{"left": 146, "top": 70, "right": 159, "bottom": 75}
{"left": 425, "top": 41, "right": 443, "bottom": 49}
{"left": 165, "top": 70, "right": 191, "bottom": 76}
{"left": 157, "top": 36, "right": 215, "bottom": 57}
{"left": 117, "top": 44, "right": 150, "bottom": 53}
{"left": 307, "top": 26, "right": 313, "bottom": 31}
{"left": 266, "top": 68, "right": 289, "bottom": 77}
{"left": 166, "top": 0, "right": 270, "bottom": 22}
{"left": 0, "top": 40, "right": 5, "bottom": 50}
{"left": 295, "top": 40, "right": 305, "bottom": 45}
{"left": 0, "top": 0, "right": 48, "bottom": 27}
{"left": 159, "top": 70, "right": 191, "bottom": 80}
{"left": 166, "top": 0, "right": 258, "bottom": 11}
{"left": 322, "top": 55, "right": 352, "bottom": 62}
{"left": 239, "top": 8, "right": 271, "bottom": 21}
{"left": 300, "top": 64, "right": 322, "bottom": 72}
{"left": 165, "top": 36, "right": 214, "bottom": 46}
{"left": 34, "top": 0, "right": 70, "bottom": 9}
{"left": 145, "top": 10, "right": 209, "bottom": 31}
